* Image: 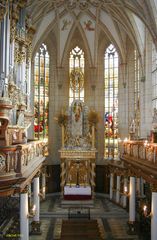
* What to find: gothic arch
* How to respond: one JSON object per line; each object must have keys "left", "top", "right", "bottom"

{"left": 61, "top": 23, "right": 93, "bottom": 68}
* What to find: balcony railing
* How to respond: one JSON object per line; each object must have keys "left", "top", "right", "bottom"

{"left": 120, "top": 140, "right": 157, "bottom": 164}
{"left": 0, "top": 140, "right": 47, "bottom": 180}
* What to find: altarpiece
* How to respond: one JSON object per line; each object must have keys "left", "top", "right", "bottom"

{"left": 59, "top": 100, "right": 97, "bottom": 200}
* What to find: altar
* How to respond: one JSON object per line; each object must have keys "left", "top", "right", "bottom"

{"left": 64, "top": 185, "right": 92, "bottom": 200}
{"left": 58, "top": 100, "right": 98, "bottom": 200}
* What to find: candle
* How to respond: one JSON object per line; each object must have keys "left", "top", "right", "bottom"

{"left": 143, "top": 205, "right": 147, "bottom": 216}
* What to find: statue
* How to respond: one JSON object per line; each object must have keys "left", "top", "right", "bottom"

{"left": 72, "top": 100, "right": 83, "bottom": 137}
{"left": 129, "top": 119, "right": 136, "bottom": 133}
{"left": 17, "top": 110, "right": 25, "bottom": 127}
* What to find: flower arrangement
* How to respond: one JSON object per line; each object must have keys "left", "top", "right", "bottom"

{"left": 88, "top": 110, "right": 99, "bottom": 126}
{"left": 55, "top": 112, "right": 68, "bottom": 127}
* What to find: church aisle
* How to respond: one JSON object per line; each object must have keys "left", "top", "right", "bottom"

{"left": 29, "top": 194, "right": 139, "bottom": 240}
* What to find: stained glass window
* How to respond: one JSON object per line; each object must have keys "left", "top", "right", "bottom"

{"left": 34, "top": 43, "right": 49, "bottom": 139}
{"left": 69, "top": 46, "right": 84, "bottom": 105}
{"left": 104, "top": 44, "right": 119, "bottom": 159}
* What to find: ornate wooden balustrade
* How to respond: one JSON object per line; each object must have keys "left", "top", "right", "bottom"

{"left": 0, "top": 140, "right": 47, "bottom": 191}
{"left": 120, "top": 140, "right": 157, "bottom": 184}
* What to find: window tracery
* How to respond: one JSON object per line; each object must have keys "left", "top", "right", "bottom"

{"left": 69, "top": 46, "right": 84, "bottom": 105}
{"left": 34, "top": 43, "right": 49, "bottom": 139}
{"left": 104, "top": 44, "right": 119, "bottom": 160}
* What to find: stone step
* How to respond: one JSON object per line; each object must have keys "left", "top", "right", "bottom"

{"left": 61, "top": 199, "right": 94, "bottom": 208}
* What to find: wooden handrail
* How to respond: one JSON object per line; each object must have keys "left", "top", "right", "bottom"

{"left": 0, "top": 140, "right": 47, "bottom": 178}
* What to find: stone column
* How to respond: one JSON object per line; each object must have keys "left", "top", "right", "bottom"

{"left": 123, "top": 177, "right": 128, "bottom": 208}
{"left": 127, "top": 176, "right": 136, "bottom": 234}
{"left": 116, "top": 175, "right": 120, "bottom": 203}
{"left": 42, "top": 172, "right": 46, "bottom": 200}
{"left": 129, "top": 176, "right": 136, "bottom": 222}
{"left": 109, "top": 173, "right": 114, "bottom": 200}
{"left": 20, "top": 188, "right": 29, "bottom": 240}
{"left": 151, "top": 185, "right": 157, "bottom": 240}
{"left": 31, "top": 174, "right": 41, "bottom": 235}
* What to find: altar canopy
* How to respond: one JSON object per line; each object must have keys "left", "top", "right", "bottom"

{"left": 59, "top": 100, "right": 97, "bottom": 199}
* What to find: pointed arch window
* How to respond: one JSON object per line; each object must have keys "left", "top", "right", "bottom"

{"left": 34, "top": 43, "right": 49, "bottom": 139}
{"left": 104, "top": 44, "right": 119, "bottom": 159}
{"left": 69, "top": 46, "right": 84, "bottom": 105}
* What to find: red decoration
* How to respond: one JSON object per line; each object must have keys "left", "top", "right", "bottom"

{"left": 34, "top": 125, "right": 43, "bottom": 132}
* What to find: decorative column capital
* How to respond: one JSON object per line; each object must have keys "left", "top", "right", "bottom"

{"left": 114, "top": 169, "right": 123, "bottom": 176}
{"left": 21, "top": 185, "right": 29, "bottom": 194}
{"left": 126, "top": 167, "right": 136, "bottom": 177}
{"left": 34, "top": 171, "right": 41, "bottom": 178}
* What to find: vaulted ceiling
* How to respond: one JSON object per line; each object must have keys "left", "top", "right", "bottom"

{"left": 25, "top": 0, "right": 157, "bottom": 64}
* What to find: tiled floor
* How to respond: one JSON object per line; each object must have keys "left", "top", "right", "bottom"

{"left": 30, "top": 194, "right": 139, "bottom": 240}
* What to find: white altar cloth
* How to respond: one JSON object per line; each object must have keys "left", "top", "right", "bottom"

{"left": 64, "top": 186, "right": 91, "bottom": 195}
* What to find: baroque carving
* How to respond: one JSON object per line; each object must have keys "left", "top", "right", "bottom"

{"left": 139, "top": 145, "right": 145, "bottom": 159}
{"left": 146, "top": 147, "right": 153, "bottom": 162}
{"left": 132, "top": 145, "right": 138, "bottom": 158}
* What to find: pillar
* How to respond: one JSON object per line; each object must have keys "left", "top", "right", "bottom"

{"left": 31, "top": 175, "right": 41, "bottom": 235}
{"left": 129, "top": 176, "right": 136, "bottom": 222}
{"left": 109, "top": 173, "right": 114, "bottom": 200}
{"left": 42, "top": 173, "right": 46, "bottom": 200}
{"left": 20, "top": 188, "right": 29, "bottom": 240}
{"left": 33, "top": 176, "right": 40, "bottom": 221}
{"left": 151, "top": 187, "right": 157, "bottom": 240}
{"left": 123, "top": 177, "right": 128, "bottom": 208}
{"left": 116, "top": 175, "right": 120, "bottom": 203}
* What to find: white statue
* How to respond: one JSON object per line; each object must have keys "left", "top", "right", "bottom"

{"left": 129, "top": 119, "right": 136, "bottom": 133}
{"left": 17, "top": 110, "right": 25, "bottom": 127}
